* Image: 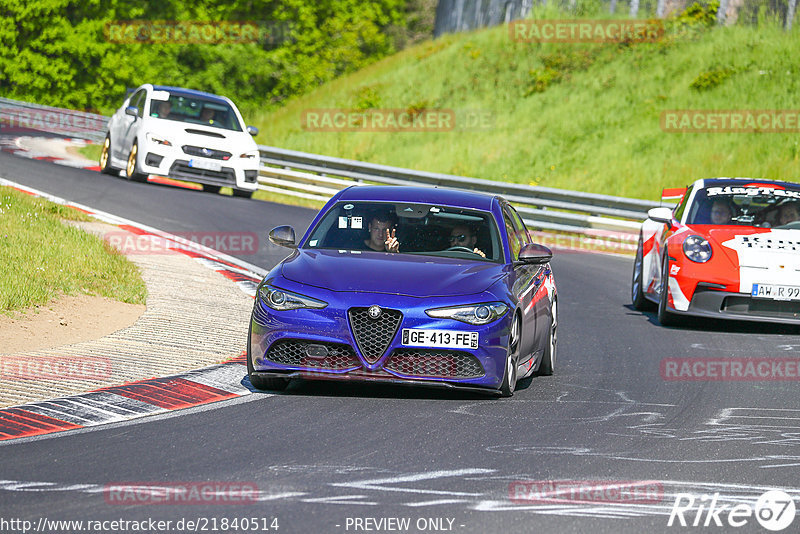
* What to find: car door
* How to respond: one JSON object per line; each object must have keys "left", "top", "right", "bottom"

{"left": 117, "top": 89, "right": 146, "bottom": 158}
{"left": 502, "top": 203, "right": 541, "bottom": 368}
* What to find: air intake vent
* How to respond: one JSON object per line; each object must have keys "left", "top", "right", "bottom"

{"left": 184, "top": 128, "right": 226, "bottom": 138}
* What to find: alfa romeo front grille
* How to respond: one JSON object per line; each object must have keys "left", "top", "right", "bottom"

{"left": 348, "top": 307, "right": 402, "bottom": 363}
{"left": 384, "top": 349, "right": 484, "bottom": 378}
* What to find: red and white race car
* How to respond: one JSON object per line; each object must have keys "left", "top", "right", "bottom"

{"left": 632, "top": 177, "right": 800, "bottom": 325}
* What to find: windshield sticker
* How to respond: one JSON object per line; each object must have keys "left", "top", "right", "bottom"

{"left": 338, "top": 216, "right": 348, "bottom": 229}
{"left": 343, "top": 204, "right": 354, "bottom": 210}
{"left": 151, "top": 90, "right": 170, "bottom": 101}
{"left": 309, "top": 240, "right": 318, "bottom": 247}
{"left": 706, "top": 186, "right": 800, "bottom": 198}
{"left": 430, "top": 207, "right": 441, "bottom": 213}
{"left": 351, "top": 216, "right": 362, "bottom": 229}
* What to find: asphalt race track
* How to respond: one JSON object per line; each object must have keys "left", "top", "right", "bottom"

{"left": 1, "top": 149, "right": 800, "bottom": 533}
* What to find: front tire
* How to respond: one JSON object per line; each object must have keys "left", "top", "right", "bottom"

{"left": 499, "top": 314, "right": 521, "bottom": 397}
{"left": 657, "top": 254, "right": 680, "bottom": 326}
{"left": 537, "top": 299, "right": 557, "bottom": 376}
{"left": 125, "top": 141, "right": 148, "bottom": 182}
{"left": 631, "top": 234, "right": 652, "bottom": 310}
{"left": 99, "top": 135, "right": 116, "bottom": 175}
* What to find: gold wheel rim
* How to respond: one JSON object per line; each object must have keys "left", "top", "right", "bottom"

{"left": 126, "top": 145, "right": 137, "bottom": 177}
{"left": 100, "top": 138, "right": 109, "bottom": 168}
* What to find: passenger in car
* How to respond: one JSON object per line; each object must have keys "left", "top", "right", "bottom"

{"left": 778, "top": 202, "right": 800, "bottom": 226}
{"left": 448, "top": 224, "right": 485, "bottom": 257}
{"left": 364, "top": 213, "right": 400, "bottom": 253}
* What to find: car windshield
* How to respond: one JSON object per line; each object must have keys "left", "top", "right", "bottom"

{"left": 148, "top": 93, "right": 243, "bottom": 132}
{"left": 304, "top": 201, "right": 503, "bottom": 262}
{"left": 687, "top": 184, "right": 800, "bottom": 229}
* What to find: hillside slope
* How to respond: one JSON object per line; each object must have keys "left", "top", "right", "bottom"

{"left": 251, "top": 13, "right": 800, "bottom": 200}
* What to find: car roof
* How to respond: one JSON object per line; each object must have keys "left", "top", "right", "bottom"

{"left": 151, "top": 85, "right": 230, "bottom": 105}
{"left": 693, "top": 177, "right": 800, "bottom": 189}
{"left": 335, "top": 186, "right": 499, "bottom": 211}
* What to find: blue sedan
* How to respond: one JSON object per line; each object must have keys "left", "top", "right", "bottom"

{"left": 247, "top": 186, "right": 557, "bottom": 396}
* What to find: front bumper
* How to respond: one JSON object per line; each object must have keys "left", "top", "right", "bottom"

{"left": 249, "top": 288, "right": 513, "bottom": 391}
{"left": 672, "top": 285, "right": 800, "bottom": 324}
{"left": 138, "top": 139, "right": 259, "bottom": 190}
{"left": 249, "top": 369, "right": 502, "bottom": 396}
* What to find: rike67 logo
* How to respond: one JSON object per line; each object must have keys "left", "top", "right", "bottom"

{"left": 668, "top": 490, "right": 796, "bottom": 531}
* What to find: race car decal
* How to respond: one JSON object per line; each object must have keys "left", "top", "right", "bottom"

{"left": 707, "top": 185, "right": 800, "bottom": 198}
{"left": 722, "top": 230, "right": 800, "bottom": 293}
{"left": 668, "top": 276, "right": 691, "bottom": 311}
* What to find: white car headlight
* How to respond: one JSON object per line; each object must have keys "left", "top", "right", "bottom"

{"left": 426, "top": 302, "right": 509, "bottom": 325}
{"left": 146, "top": 132, "right": 172, "bottom": 146}
{"left": 239, "top": 150, "right": 259, "bottom": 159}
{"left": 683, "top": 235, "right": 712, "bottom": 263}
{"left": 258, "top": 284, "right": 327, "bottom": 311}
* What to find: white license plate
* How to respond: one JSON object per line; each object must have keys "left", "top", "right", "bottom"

{"left": 402, "top": 329, "right": 478, "bottom": 349}
{"left": 188, "top": 158, "right": 222, "bottom": 172}
{"left": 751, "top": 283, "right": 800, "bottom": 301}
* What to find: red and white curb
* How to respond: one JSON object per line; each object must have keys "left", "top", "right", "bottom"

{"left": 0, "top": 135, "right": 102, "bottom": 171}
{"left": 0, "top": 177, "right": 268, "bottom": 442}
{"left": 0, "top": 355, "right": 254, "bottom": 441}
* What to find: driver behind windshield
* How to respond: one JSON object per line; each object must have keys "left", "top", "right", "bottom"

{"left": 448, "top": 224, "right": 486, "bottom": 258}
{"left": 709, "top": 199, "right": 734, "bottom": 225}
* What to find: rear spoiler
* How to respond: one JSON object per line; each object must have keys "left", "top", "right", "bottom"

{"left": 661, "top": 187, "right": 687, "bottom": 206}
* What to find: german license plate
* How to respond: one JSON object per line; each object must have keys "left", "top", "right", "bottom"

{"left": 751, "top": 283, "right": 800, "bottom": 301}
{"left": 402, "top": 329, "right": 478, "bottom": 349}
{"left": 188, "top": 158, "right": 222, "bottom": 172}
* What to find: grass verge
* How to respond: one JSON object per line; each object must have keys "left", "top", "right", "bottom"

{"left": 0, "top": 186, "right": 147, "bottom": 314}
{"left": 77, "top": 143, "right": 101, "bottom": 162}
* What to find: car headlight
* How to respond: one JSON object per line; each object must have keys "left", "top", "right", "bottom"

{"left": 239, "top": 150, "right": 259, "bottom": 159}
{"left": 426, "top": 302, "right": 509, "bottom": 325}
{"left": 258, "top": 284, "right": 327, "bottom": 310}
{"left": 683, "top": 235, "right": 712, "bottom": 263}
{"left": 146, "top": 132, "right": 172, "bottom": 146}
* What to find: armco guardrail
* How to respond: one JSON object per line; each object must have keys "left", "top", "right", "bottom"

{"left": 0, "top": 97, "right": 108, "bottom": 143}
{"left": 257, "top": 146, "right": 656, "bottom": 239}
{"left": 0, "top": 97, "right": 656, "bottom": 243}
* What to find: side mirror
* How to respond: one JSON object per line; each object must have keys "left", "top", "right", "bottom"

{"left": 648, "top": 207, "right": 674, "bottom": 227}
{"left": 269, "top": 225, "right": 296, "bottom": 249}
{"left": 247, "top": 125, "right": 259, "bottom": 136}
{"left": 125, "top": 106, "right": 138, "bottom": 118}
{"left": 519, "top": 243, "right": 553, "bottom": 264}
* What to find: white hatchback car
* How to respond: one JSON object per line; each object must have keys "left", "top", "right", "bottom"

{"left": 100, "top": 84, "right": 260, "bottom": 197}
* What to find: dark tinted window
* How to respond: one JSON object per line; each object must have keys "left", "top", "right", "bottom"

{"left": 305, "top": 201, "right": 502, "bottom": 262}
